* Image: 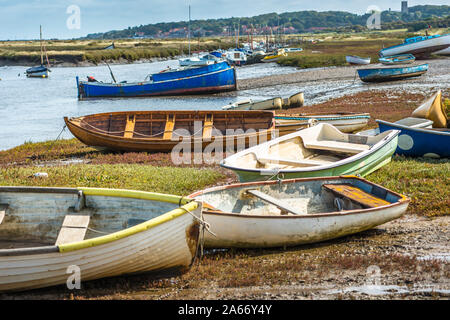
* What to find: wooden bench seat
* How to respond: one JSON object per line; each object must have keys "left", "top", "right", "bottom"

{"left": 323, "top": 184, "right": 390, "bottom": 208}
{"left": 257, "top": 156, "right": 328, "bottom": 167}
{"left": 246, "top": 189, "right": 304, "bottom": 215}
{"left": 55, "top": 215, "right": 90, "bottom": 245}
{"left": 304, "top": 140, "right": 370, "bottom": 154}
{"left": 123, "top": 114, "right": 136, "bottom": 138}
{"left": 0, "top": 204, "right": 8, "bottom": 225}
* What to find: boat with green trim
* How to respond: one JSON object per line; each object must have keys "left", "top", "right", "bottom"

{"left": 220, "top": 123, "right": 399, "bottom": 182}
{"left": 0, "top": 187, "right": 202, "bottom": 292}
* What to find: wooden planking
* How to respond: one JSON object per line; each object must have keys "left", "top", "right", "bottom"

{"left": 323, "top": 184, "right": 390, "bottom": 208}
{"left": 246, "top": 190, "right": 303, "bottom": 215}
{"left": 203, "top": 114, "right": 214, "bottom": 140}
{"left": 0, "top": 204, "right": 8, "bottom": 225}
{"left": 123, "top": 115, "right": 136, "bottom": 138}
{"left": 55, "top": 215, "right": 90, "bottom": 245}
{"left": 257, "top": 157, "right": 327, "bottom": 167}
{"left": 163, "top": 114, "right": 176, "bottom": 140}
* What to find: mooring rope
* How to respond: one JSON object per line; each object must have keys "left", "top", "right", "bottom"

{"left": 308, "top": 70, "right": 359, "bottom": 100}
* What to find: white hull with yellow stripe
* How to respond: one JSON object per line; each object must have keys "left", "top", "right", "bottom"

{"left": 0, "top": 187, "right": 202, "bottom": 292}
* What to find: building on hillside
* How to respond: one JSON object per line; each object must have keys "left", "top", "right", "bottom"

{"left": 401, "top": 1, "right": 408, "bottom": 14}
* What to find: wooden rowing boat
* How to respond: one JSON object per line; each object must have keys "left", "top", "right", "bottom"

{"left": 411, "top": 90, "right": 448, "bottom": 128}
{"left": 379, "top": 54, "right": 415, "bottom": 65}
{"left": 275, "top": 112, "right": 370, "bottom": 135}
{"left": 188, "top": 176, "right": 410, "bottom": 248}
{"left": 221, "top": 123, "right": 400, "bottom": 182}
{"left": 0, "top": 187, "right": 202, "bottom": 292}
{"left": 65, "top": 110, "right": 275, "bottom": 153}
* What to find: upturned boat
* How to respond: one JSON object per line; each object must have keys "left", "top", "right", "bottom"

{"left": 357, "top": 64, "right": 428, "bottom": 82}
{"left": 346, "top": 55, "right": 371, "bottom": 65}
{"left": 0, "top": 187, "right": 202, "bottom": 292}
{"left": 221, "top": 123, "right": 399, "bottom": 182}
{"left": 275, "top": 112, "right": 370, "bottom": 135}
{"left": 64, "top": 110, "right": 275, "bottom": 153}
{"left": 379, "top": 34, "right": 450, "bottom": 58}
{"left": 76, "top": 61, "right": 237, "bottom": 99}
{"left": 188, "top": 176, "right": 410, "bottom": 248}
{"left": 379, "top": 54, "right": 416, "bottom": 65}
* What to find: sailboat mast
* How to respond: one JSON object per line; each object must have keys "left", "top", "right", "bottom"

{"left": 40, "top": 25, "right": 43, "bottom": 65}
{"left": 188, "top": 5, "right": 191, "bottom": 57}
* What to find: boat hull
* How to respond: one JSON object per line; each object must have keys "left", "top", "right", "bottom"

{"left": 346, "top": 56, "right": 371, "bottom": 65}
{"left": 77, "top": 62, "right": 237, "bottom": 98}
{"left": 357, "top": 64, "right": 428, "bottom": 82}
{"left": 377, "top": 120, "right": 450, "bottom": 158}
{"left": 379, "top": 34, "right": 450, "bottom": 57}
{"left": 188, "top": 176, "right": 410, "bottom": 248}
{"left": 0, "top": 188, "right": 201, "bottom": 292}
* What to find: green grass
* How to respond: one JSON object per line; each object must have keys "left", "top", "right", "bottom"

{"left": 368, "top": 156, "right": 450, "bottom": 217}
{"left": 0, "top": 164, "right": 225, "bottom": 196}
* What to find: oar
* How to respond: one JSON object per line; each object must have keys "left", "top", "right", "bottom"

{"left": 105, "top": 62, "right": 117, "bottom": 83}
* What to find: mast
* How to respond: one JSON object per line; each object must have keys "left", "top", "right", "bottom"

{"left": 188, "top": 5, "right": 191, "bottom": 56}
{"left": 40, "top": 25, "right": 43, "bottom": 65}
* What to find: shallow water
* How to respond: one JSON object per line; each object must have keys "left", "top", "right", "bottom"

{"left": 0, "top": 60, "right": 298, "bottom": 151}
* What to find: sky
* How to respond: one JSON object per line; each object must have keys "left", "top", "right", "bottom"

{"left": 0, "top": 0, "right": 448, "bottom": 40}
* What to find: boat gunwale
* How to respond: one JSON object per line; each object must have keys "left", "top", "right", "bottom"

{"left": 0, "top": 187, "right": 199, "bottom": 256}
{"left": 357, "top": 63, "right": 428, "bottom": 72}
{"left": 220, "top": 124, "right": 400, "bottom": 174}
{"left": 188, "top": 175, "right": 410, "bottom": 219}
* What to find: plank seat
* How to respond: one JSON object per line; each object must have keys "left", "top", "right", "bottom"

{"left": 0, "top": 204, "right": 8, "bottom": 225}
{"left": 246, "top": 189, "right": 304, "bottom": 215}
{"left": 256, "top": 156, "right": 329, "bottom": 167}
{"left": 163, "top": 114, "right": 176, "bottom": 140}
{"left": 203, "top": 114, "right": 214, "bottom": 140}
{"left": 55, "top": 215, "right": 90, "bottom": 245}
{"left": 323, "top": 184, "right": 390, "bottom": 208}
{"left": 123, "top": 114, "right": 136, "bottom": 138}
{"left": 304, "top": 140, "right": 370, "bottom": 154}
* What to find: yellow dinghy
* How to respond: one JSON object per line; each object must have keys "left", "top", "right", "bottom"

{"left": 411, "top": 90, "right": 448, "bottom": 128}
{"left": 261, "top": 49, "right": 288, "bottom": 63}
{"left": 0, "top": 187, "right": 202, "bottom": 292}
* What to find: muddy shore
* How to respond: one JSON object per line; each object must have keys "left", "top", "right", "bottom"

{"left": 0, "top": 59, "right": 448, "bottom": 301}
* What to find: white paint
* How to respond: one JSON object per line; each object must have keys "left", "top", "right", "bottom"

{"left": 398, "top": 134, "right": 414, "bottom": 151}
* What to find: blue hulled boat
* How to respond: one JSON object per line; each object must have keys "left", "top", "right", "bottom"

{"left": 379, "top": 34, "right": 450, "bottom": 58}
{"left": 357, "top": 64, "right": 428, "bottom": 83}
{"left": 377, "top": 120, "right": 450, "bottom": 158}
{"left": 77, "top": 61, "right": 237, "bottom": 99}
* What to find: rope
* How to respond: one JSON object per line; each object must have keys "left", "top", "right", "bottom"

{"left": 44, "top": 125, "right": 67, "bottom": 154}
{"left": 86, "top": 227, "right": 109, "bottom": 235}
{"left": 308, "top": 70, "right": 360, "bottom": 100}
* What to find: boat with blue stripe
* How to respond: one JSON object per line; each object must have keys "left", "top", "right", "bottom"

{"left": 76, "top": 61, "right": 237, "bottom": 99}
{"left": 357, "top": 64, "right": 428, "bottom": 83}
{"left": 379, "top": 34, "right": 450, "bottom": 58}
{"left": 379, "top": 54, "right": 415, "bottom": 65}
{"left": 377, "top": 120, "right": 450, "bottom": 158}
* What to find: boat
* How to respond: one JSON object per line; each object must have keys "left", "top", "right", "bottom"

{"left": 221, "top": 123, "right": 400, "bottom": 182}
{"left": 346, "top": 55, "right": 371, "bottom": 65}
{"left": 26, "top": 25, "right": 51, "bottom": 78}
{"left": 284, "top": 48, "right": 303, "bottom": 53}
{"left": 379, "top": 34, "right": 450, "bottom": 58}
{"left": 377, "top": 119, "right": 450, "bottom": 158}
{"left": 224, "top": 50, "right": 247, "bottom": 66}
{"left": 357, "top": 64, "right": 428, "bottom": 82}
{"left": 275, "top": 112, "right": 371, "bottom": 135}
{"left": 358, "top": 91, "right": 448, "bottom": 136}
{"left": 64, "top": 110, "right": 275, "bottom": 153}
{"left": 188, "top": 176, "right": 410, "bottom": 248}
{"left": 411, "top": 90, "right": 448, "bottom": 128}
{"left": 223, "top": 97, "right": 283, "bottom": 111}
{"left": 379, "top": 54, "right": 416, "bottom": 65}
{"left": 76, "top": 61, "right": 237, "bottom": 99}
{"left": 261, "top": 49, "right": 287, "bottom": 63}
{"left": 223, "top": 92, "right": 304, "bottom": 111}
{"left": 0, "top": 187, "right": 202, "bottom": 292}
